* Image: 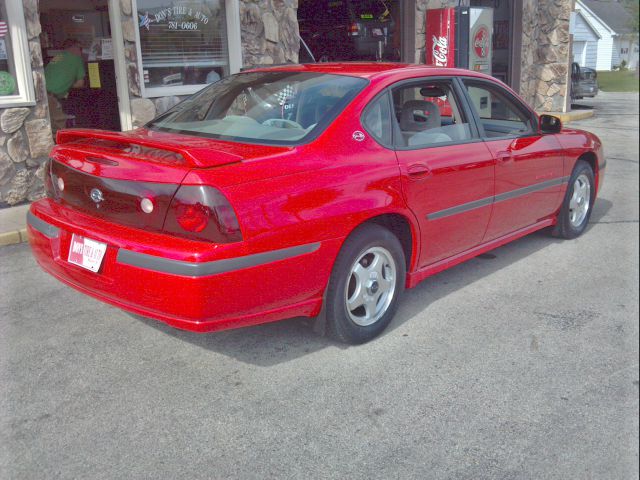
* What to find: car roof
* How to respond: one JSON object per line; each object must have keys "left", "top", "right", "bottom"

{"left": 243, "top": 62, "right": 496, "bottom": 82}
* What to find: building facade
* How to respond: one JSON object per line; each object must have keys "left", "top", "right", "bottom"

{"left": 0, "top": 0, "right": 573, "bottom": 206}
{"left": 572, "top": 0, "right": 639, "bottom": 71}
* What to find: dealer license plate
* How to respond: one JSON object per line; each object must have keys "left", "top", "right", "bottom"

{"left": 68, "top": 234, "right": 107, "bottom": 272}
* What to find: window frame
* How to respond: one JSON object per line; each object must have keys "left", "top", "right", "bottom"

{"left": 132, "top": 0, "right": 242, "bottom": 99}
{"left": 388, "top": 76, "right": 483, "bottom": 152}
{"left": 0, "top": 1, "right": 36, "bottom": 107}
{"left": 457, "top": 77, "right": 539, "bottom": 141}
{"left": 360, "top": 89, "right": 395, "bottom": 149}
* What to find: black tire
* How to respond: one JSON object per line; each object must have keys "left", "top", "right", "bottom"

{"left": 325, "top": 224, "right": 406, "bottom": 344}
{"left": 553, "top": 160, "right": 595, "bottom": 239}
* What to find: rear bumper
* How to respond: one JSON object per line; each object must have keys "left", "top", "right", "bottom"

{"left": 28, "top": 200, "right": 340, "bottom": 332}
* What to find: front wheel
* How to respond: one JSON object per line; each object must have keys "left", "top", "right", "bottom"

{"left": 553, "top": 160, "right": 595, "bottom": 239}
{"left": 325, "top": 224, "right": 406, "bottom": 344}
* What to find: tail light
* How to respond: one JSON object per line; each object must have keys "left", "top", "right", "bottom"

{"left": 163, "top": 185, "right": 242, "bottom": 244}
{"left": 348, "top": 22, "right": 361, "bottom": 36}
{"left": 44, "top": 159, "right": 60, "bottom": 200}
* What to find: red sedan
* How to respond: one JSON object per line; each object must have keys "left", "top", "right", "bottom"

{"left": 28, "top": 63, "right": 605, "bottom": 344}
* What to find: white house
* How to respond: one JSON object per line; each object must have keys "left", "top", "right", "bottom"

{"left": 572, "top": 0, "right": 639, "bottom": 70}
{"left": 571, "top": 8, "right": 601, "bottom": 68}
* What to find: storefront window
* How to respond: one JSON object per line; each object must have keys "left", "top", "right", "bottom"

{"left": 135, "top": 0, "right": 230, "bottom": 97}
{"left": 0, "top": 2, "right": 35, "bottom": 106}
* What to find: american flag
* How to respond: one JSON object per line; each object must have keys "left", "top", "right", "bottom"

{"left": 0, "top": 22, "right": 8, "bottom": 38}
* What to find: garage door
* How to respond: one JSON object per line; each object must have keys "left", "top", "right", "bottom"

{"left": 573, "top": 41, "right": 586, "bottom": 66}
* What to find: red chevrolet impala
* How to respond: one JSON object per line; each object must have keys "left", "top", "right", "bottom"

{"left": 28, "top": 64, "right": 605, "bottom": 344}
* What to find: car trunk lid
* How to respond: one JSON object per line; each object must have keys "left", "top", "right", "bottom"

{"left": 49, "top": 128, "right": 289, "bottom": 232}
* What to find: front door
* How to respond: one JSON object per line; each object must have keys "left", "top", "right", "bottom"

{"left": 460, "top": 79, "right": 565, "bottom": 242}
{"left": 390, "top": 78, "right": 495, "bottom": 267}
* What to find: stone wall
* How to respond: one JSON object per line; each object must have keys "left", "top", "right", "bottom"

{"left": 519, "top": 0, "right": 572, "bottom": 112}
{"left": 0, "top": 0, "right": 53, "bottom": 207}
{"left": 124, "top": 0, "right": 301, "bottom": 128}
{"left": 240, "top": 0, "right": 299, "bottom": 67}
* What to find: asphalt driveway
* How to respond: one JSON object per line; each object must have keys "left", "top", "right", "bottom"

{"left": 1, "top": 92, "right": 638, "bottom": 480}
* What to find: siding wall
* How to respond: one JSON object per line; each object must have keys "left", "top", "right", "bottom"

{"left": 575, "top": 2, "right": 614, "bottom": 70}
{"left": 617, "top": 35, "right": 640, "bottom": 69}
{"left": 571, "top": 13, "right": 598, "bottom": 68}
{"left": 612, "top": 37, "right": 621, "bottom": 67}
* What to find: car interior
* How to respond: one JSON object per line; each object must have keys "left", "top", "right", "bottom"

{"left": 392, "top": 83, "right": 472, "bottom": 147}
{"left": 150, "top": 72, "right": 367, "bottom": 143}
{"left": 464, "top": 83, "right": 533, "bottom": 137}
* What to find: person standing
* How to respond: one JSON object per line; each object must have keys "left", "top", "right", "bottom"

{"left": 44, "top": 39, "right": 85, "bottom": 136}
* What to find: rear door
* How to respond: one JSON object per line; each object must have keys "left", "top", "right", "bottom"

{"left": 389, "top": 78, "right": 495, "bottom": 267}
{"left": 459, "top": 78, "right": 565, "bottom": 241}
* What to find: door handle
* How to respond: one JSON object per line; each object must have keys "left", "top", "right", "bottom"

{"left": 407, "top": 163, "right": 432, "bottom": 179}
{"left": 496, "top": 151, "right": 513, "bottom": 163}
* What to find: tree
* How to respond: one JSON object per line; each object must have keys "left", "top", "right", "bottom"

{"left": 623, "top": 0, "right": 639, "bottom": 34}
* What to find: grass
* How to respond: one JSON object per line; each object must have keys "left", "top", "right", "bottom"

{"left": 596, "top": 69, "right": 640, "bottom": 92}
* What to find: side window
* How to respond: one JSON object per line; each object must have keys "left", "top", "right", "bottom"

{"left": 462, "top": 81, "right": 534, "bottom": 138}
{"left": 362, "top": 92, "right": 392, "bottom": 145}
{"left": 390, "top": 80, "right": 473, "bottom": 148}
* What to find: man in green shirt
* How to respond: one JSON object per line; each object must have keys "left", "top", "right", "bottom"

{"left": 45, "top": 39, "right": 86, "bottom": 135}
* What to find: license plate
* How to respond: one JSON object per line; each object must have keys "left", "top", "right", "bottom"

{"left": 68, "top": 234, "right": 107, "bottom": 272}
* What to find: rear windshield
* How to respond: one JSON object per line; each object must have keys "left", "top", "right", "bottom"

{"left": 148, "top": 71, "right": 367, "bottom": 145}
{"left": 580, "top": 70, "right": 596, "bottom": 81}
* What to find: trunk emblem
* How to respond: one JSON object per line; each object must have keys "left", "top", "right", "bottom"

{"left": 90, "top": 188, "right": 104, "bottom": 204}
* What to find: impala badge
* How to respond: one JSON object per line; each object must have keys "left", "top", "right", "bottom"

{"left": 90, "top": 188, "right": 104, "bottom": 205}
{"left": 352, "top": 131, "right": 366, "bottom": 142}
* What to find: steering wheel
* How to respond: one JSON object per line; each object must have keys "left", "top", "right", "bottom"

{"left": 262, "top": 118, "right": 303, "bottom": 129}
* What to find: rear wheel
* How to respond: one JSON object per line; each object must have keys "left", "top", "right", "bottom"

{"left": 553, "top": 160, "right": 595, "bottom": 239}
{"left": 326, "top": 224, "right": 406, "bottom": 344}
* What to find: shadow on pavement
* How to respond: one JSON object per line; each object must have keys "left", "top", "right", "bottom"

{"left": 571, "top": 103, "right": 595, "bottom": 110}
{"left": 129, "top": 197, "right": 613, "bottom": 366}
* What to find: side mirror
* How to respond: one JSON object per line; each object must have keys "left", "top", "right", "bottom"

{"left": 540, "top": 114, "right": 562, "bottom": 134}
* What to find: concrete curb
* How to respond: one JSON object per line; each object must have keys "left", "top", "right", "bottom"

{"left": 539, "top": 110, "right": 595, "bottom": 123}
{"left": 0, "top": 228, "right": 28, "bottom": 247}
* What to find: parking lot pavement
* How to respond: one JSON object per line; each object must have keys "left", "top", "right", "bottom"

{"left": 1, "top": 92, "right": 638, "bottom": 480}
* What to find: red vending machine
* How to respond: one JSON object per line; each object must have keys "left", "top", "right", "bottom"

{"left": 425, "top": 7, "right": 493, "bottom": 74}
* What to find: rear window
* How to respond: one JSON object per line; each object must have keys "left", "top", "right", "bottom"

{"left": 148, "top": 71, "right": 368, "bottom": 145}
{"left": 580, "top": 70, "right": 596, "bottom": 81}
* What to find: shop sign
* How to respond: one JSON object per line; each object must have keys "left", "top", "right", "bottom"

{"left": 139, "top": 5, "right": 210, "bottom": 32}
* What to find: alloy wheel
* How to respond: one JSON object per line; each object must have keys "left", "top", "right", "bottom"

{"left": 345, "top": 247, "right": 397, "bottom": 327}
{"left": 569, "top": 173, "right": 591, "bottom": 227}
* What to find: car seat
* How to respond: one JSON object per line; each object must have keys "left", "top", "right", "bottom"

{"left": 297, "top": 95, "right": 339, "bottom": 129}
{"left": 400, "top": 100, "right": 441, "bottom": 132}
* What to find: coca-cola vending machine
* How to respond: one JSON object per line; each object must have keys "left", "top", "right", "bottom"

{"left": 426, "top": 7, "right": 493, "bottom": 74}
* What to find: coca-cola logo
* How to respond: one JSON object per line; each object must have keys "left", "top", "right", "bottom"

{"left": 432, "top": 35, "right": 449, "bottom": 67}
{"left": 473, "top": 26, "right": 490, "bottom": 58}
